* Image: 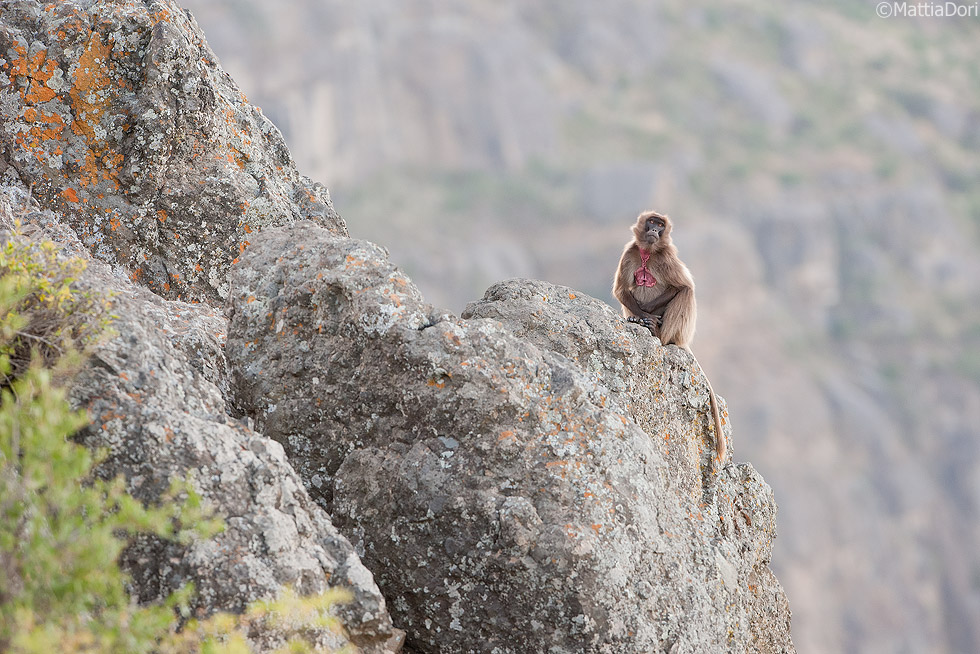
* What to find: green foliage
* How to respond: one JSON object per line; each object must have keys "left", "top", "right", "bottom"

{"left": 0, "top": 236, "right": 352, "bottom": 652}
{"left": 0, "top": 236, "right": 113, "bottom": 386}
{"left": 0, "top": 366, "right": 191, "bottom": 652}
{"left": 163, "top": 587, "right": 354, "bottom": 654}
{"left": 0, "top": 242, "right": 186, "bottom": 651}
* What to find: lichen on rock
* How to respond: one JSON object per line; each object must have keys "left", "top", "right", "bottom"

{"left": 0, "top": 187, "right": 402, "bottom": 653}
{"left": 0, "top": 0, "right": 344, "bottom": 304}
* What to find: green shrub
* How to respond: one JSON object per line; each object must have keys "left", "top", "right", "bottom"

{"left": 0, "top": 236, "right": 112, "bottom": 386}
{"left": 0, "top": 362, "right": 193, "bottom": 652}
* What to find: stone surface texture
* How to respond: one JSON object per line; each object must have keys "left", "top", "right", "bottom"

{"left": 0, "top": 186, "right": 402, "bottom": 654}
{"left": 226, "top": 223, "right": 795, "bottom": 654}
{"left": 0, "top": 0, "right": 344, "bottom": 305}
{"left": 462, "top": 277, "right": 733, "bottom": 492}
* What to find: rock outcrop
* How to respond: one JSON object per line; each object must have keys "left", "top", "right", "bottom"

{"left": 2, "top": 2, "right": 795, "bottom": 653}
{"left": 462, "top": 277, "right": 732, "bottom": 492}
{"left": 177, "top": 5, "right": 980, "bottom": 652}
{"left": 226, "top": 224, "right": 794, "bottom": 654}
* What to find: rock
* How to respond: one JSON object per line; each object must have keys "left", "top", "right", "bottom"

{"left": 1, "top": 186, "right": 401, "bottom": 654}
{"left": 0, "top": 0, "right": 345, "bottom": 305}
{"left": 462, "top": 277, "right": 733, "bottom": 484}
{"left": 226, "top": 223, "right": 795, "bottom": 653}
{"left": 225, "top": 222, "right": 451, "bottom": 507}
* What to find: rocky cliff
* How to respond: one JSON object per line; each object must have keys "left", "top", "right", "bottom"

{"left": 178, "top": 2, "right": 980, "bottom": 653}
{"left": 1, "top": 1, "right": 794, "bottom": 652}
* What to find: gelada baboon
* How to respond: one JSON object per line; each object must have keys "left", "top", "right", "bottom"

{"left": 612, "top": 210, "right": 726, "bottom": 463}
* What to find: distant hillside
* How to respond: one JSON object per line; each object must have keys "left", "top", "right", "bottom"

{"left": 180, "top": 1, "right": 980, "bottom": 652}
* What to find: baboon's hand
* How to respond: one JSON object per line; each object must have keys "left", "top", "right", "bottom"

{"left": 627, "top": 316, "right": 655, "bottom": 329}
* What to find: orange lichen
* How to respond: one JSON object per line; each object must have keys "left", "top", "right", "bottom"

{"left": 8, "top": 46, "right": 59, "bottom": 104}
{"left": 67, "top": 31, "right": 124, "bottom": 189}
{"left": 227, "top": 148, "right": 247, "bottom": 169}
{"left": 24, "top": 53, "right": 58, "bottom": 103}
{"left": 62, "top": 188, "right": 79, "bottom": 203}
{"left": 344, "top": 255, "right": 366, "bottom": 269}
{"left": 6, "top": 48, "right": 66, "bottom": 155}
{"left": 70, "top": 33, "right": 113, "bottom": 137}
{"left": 151, "top": 7, "right": 172, "bottom": 25}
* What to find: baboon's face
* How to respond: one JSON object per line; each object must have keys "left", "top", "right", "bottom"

{"left": 633, "top": 212, "right": 670, "bottom": 246}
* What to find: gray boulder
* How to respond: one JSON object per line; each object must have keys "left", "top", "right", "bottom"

{"left": 226, "top": 223, "right": 795, "bottom": 654}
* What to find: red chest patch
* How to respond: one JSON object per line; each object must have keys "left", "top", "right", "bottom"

{"left": 634, "top": 249, "right": 657, "bottom": 287}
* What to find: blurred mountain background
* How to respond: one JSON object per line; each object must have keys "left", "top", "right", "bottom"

{"left": 178, "top": 1, "right": 980, "bottom": 652}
